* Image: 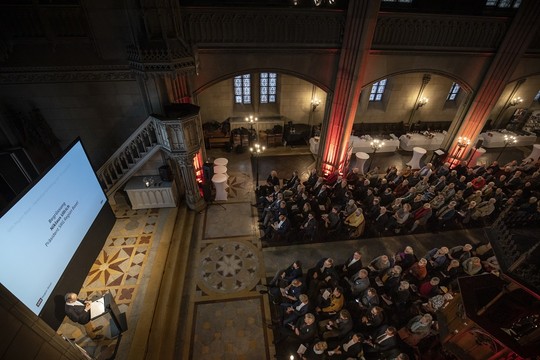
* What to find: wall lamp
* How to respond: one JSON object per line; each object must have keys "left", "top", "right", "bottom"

{"left": 416, "top": 97, "right": 429, "bottom": 109}
{"left": 311, "top": 98, "right": 321, "bottom": 112}
{"left": 509, "top": 97, "right": 523, "bottom": 107}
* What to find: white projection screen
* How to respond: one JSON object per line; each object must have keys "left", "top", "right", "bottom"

{"left": 0, "top": 138, "right": 115, "bottom": 329}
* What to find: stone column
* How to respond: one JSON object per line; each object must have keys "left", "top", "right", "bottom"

{"left": 446, "top": 0, "right": 540, "bottom": 164}
{"left": 317, "top": 0, "right": 381, "bottom": 175}
{"left": 172, "top": 153, "right": 206, "bottom": 212}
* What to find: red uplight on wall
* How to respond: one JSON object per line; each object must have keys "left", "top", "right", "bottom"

{"left": 193, "top": 151, "right": 204, "bottom": 183}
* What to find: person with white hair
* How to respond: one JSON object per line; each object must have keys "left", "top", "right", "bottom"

{"left": 448, "top": 244, "right": 473, "bottom": 264}
{"left": 394, "top": 246, "right": 417, "bottom": 272}
{"left": 64, "top": 292, "right": 103, "bottom": 340}
{"left": 409, "top": 202, "right": 432, "bottom": 233}
{"left": 471, "top": 198, "right": 497, "bottom": 220}
{"left": 424, "top": 247, "right": 449, "bottom": 270}
{"left": 398, "top": 313, "right": 434, "bottom": 346}
{"left": 462, "top": 257, "right": 483, "bottom": 276}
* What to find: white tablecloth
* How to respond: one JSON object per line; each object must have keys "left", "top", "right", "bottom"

{"left": 479, "top": 130, "right": 537, "bottom": 148}
{"left": 308, "top": 135, "right": 400, "bottom": 155}
{"left": 399, "top": 132, "right": 446, "bottom": 151}
{"left": 349, "top": 135, "right": 399, "bottom": 153}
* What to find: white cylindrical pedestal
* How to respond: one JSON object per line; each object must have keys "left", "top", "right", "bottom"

{"left": 468, "top": 147, "right": 487, "bottom": 167}
{"left": 355, "top": 152, "right": 370, "bottom": 174}
{"left": 214, "top": 165, "right": 227, "bottom": 174}
{"left": 406, "top": 147, "right": 427, "bottom": 169}
{"left": 524, "top": 144, "right": 540, "bottom": 162}
{"left": 214, "top": 157, "right": 229, "bottom": 166}
{"left": 212, "top": 173, "right": 228, "bottom": 201}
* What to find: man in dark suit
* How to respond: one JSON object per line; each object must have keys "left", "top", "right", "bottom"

{"left": 265, "top": 214, "right": 291, "bottom": 242}
{"left": 274, "top": 313, "right": 317, "bottom": 344}
{"left": 279, "top": 294, "right": 310, "bottom": 327}
{"left": 328, "top": 332, "right": 364, "bottom": 360}
{"left": 299, "top": 212, "right": 318, "bottom": 242}
{"left": 64, "top": 292, "right": 103, "bottom": 340}
{"left": 373, "top": 206, "right": 389, "bottom": 236}
{"left": 336, "top": 250, "right": 363, "bottom": 278}
{"left": 364, "top": 325, "right": 402, "bottom": 360}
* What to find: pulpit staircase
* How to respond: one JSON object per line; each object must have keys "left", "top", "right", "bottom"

{"left": 96, "top": 116, "right": 167, "bottom": 205}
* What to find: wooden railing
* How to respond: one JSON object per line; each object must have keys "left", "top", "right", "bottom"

{"left": 96, "top": 116, "right": 162, "bottom": 202}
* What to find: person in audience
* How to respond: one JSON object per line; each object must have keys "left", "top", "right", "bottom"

{"left": 280, "top": 294, "right": 310, "bottom": 327}
{"left": 407, "top": 258, "right": 428, "bottom": 285}
{"left": 364, "top": 326, "right": 402, "bottom": 360}
{"left": 304, "top": 168, "right": 319, "bottom": 188}
{"left": 356, "top": 287, "right": 380, "bottom": 311}
{"left": 398, "top": 313, "right": 434, "bottom": 346}
{"left": 359, "top": 306, "right": 385, "bottom": 335}
{"left": 432, "top": 201, "right": 457, "bottom": 231}
{"left": 268, "top": 278, "right": 305, "bottom": 305}
{"left": 284, "top": 170, "right": 299, "bottom": 190}
{"left": 274, "top": 313, "right": 317, "bottom": 344}
{"left": 409, "top": 202, "right": 432, "bottom": 233}
{"left": 326, "top": 171, "right": 340, "bottom": 188}
{"left": 373, "top": 206, "right": 390, "bottom": 236}
{"left": 418, "top": 277, "right": 441, "bottom": 299}
{"left": 366, "top": 197, "right": 382, "bottom": 220}
{"left": 433, "top": 259, "right": 462, "bottom": 289}
{"left": 298, "top": 341, "right": 328, "bottom": 360}
{"left": 316, "top": 286, "right": 345, "bottom": 317}
{"left": 377, "top": 265, "right": 403, "bottom": 296}
{"left": 323, "top": 206, "right": 342, "bottom": 232}
{"left": 393, "top": 246, "right": 417, "bottom": 272}
{"left": 432, "top": 175, "right": 447, "bottom": 193}
{"left": 462, "top": 256, "right": 483, "bottom": 276}
{"left": 386, "top": 203, "right": 411, "bottom": 234}
{"left": 347, "top": 269, "right": 371, "bottom": 298}
{"left": 407, "top": 193, "right": 424, "bottom": 212}
{"left": 380, "top": 187, "right": 396, "bottom": 207}
{"left": 342, "top": 199, "right": 358, "bottom": 218}
{"left": 448, "top": 244, "right": 473, "bottom": 264}
{"left": 337, "top": 250, "right": 363, "bottom": 278}
{"left": 318, "top": 309, "right": 353, "bottom": 340}
{"left": 344, "top": 208, "right": 366, "bottom": 238}
{"left": 418, "top": 163, "right": 433, "bottom": 179}
{"left": 327, "top": 333, "right": 364, "bottom": 359}
{"left": 268, "top": 260, "right": 303, "bottom": 288}
{"left": 262, "top": 213, "right": 291, "bottom": 241}
{"left": 368, "top": 255, "right": 393, "bottom": 276}
{"left": 298, "top": 212, "right": 318, "bottom": 242}
{"left": 471, "top": 175, "right": 486, "bottom": 191}
{"left": 424, "top": 247, "right": 449, "bottom": 271}
{"left": 458, "top": 200, "right": 477, "bottom": 225}
{"left": 471, "top": 198, "right": 497, "bottom": 221}
{"left": 306, "top": 257, "right": 339, "bottom": 290}
{"left": 390, "top": 281, "right": 411, "bottom": 309}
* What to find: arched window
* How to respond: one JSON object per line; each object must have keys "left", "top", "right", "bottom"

{"left": 369, "top": 79, "right": 387, "bottom": 102}
{"left": 447, "top": 82, "right": 460, "bottom": 101}
{"left": 234, "top": 74, "right": 251, "bottom": 104}
{"left": 260, "top": 72, "right": 277, "bottom": 104}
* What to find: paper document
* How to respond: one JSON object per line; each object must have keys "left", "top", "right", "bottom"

{"left": 90, "top": 297, "right": 106, "bottom": 319}
{"left": 297, "top": 344, "right": 307, "bottom": 354}
{"left": 322, "top": 289, "right": 331, "bottom": 300}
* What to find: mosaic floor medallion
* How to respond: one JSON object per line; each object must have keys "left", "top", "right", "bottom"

{"left": 199, "top": 240, "right": 260, "bottom": 294}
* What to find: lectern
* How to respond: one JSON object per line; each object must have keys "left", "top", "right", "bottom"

{"left": 90, "top": 292, "right": 127, "bottom": 338}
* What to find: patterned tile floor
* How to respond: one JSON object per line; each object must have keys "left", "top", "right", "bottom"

{"left": 56, "top": 205, "right": 174, "bottom": 359}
